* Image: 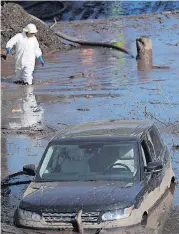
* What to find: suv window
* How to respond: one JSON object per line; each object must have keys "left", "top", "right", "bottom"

{"left": 38, "top": 141, "right": 139, "bottom": 182}
{"left": 141, "top": 128, "right": 156, "bottom": 164}
{"left": 144, "top": 131, "right": 156, "bottom": 160}
{"left": 149, "top": 126, "right": 164, "bottom": 158}
{"left": 141, "top": 140, "right": 151, "bottom": 164}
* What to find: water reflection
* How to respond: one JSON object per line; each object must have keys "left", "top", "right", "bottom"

{"left": 9, "top": 86, "right": 43, "bottom": 129}
{"left": 81, "top": 48, "right": 95, "bottom": 65}
{"left": 137, "top": 69, "right": 152, "bottom": 82}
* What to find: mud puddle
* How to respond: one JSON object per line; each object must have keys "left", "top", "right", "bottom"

{"left": 1, "top": 13, "right": 179, "bottom": 233}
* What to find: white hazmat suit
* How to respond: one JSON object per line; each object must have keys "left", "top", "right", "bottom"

{"left": 6, "top": 30, "right": 42, "bottom": 85}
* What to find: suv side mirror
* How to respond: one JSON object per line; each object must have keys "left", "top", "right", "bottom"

{"left": 147, "top": 161, "right": 163, "bottom": 173}
{"left": 23, "top": 164, "right": 36, "bottom": 176}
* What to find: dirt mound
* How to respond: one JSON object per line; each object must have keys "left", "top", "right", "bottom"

{"left": 1, "top": 3, "right": 70, "bottom": 53}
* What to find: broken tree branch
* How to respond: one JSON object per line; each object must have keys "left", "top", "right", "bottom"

{"left": 49, "top": 17, "right": 57, "bottom": 29}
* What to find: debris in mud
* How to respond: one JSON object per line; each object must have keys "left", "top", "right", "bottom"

{"left": 85, "top": 94, "right": 93, "bottom": 99}
{"left": 167, "top": 42, "right": 179, "bottom": 46}
{"left": 152, "top": 65, "right": 170, "bottom": 69}
{"left": 1, "top": 123, "right": 56, "bottom": 138}
{"left": 153, "top": 79, "right": 167, "bottom": 82}
{"left": 13, "top": 80, "right": 29, "bottom": 85}
{"left": 54, "top": 30, "right": 134, "bottom": 57}
{"left": 149, "top": 101, "right": 178, "bottom": 105}
{"left": 173, "top": 145, "right": 179, "bottom": 151}
{"left": 11, "top": 109, "right": 21, "bottom": 113}
{"left": 1, "top": 3, "right": 71, "bottom": 53}
{"left": 57, "top": 122, "right": 69, "bottom": 126}
{"left": 69, "top": 72, "right": 85, "bottom": 79}
{"left": 140, "top": 87, "right": 159, "bottom": 90}
{"left": 157, "top": 16, "right": 164, "bottom": 23}
{"left": 1, "top": 51, "right": 7, "bottom": 60}
{"left": 77, "top": 108, "right": 90, "bottom": 111}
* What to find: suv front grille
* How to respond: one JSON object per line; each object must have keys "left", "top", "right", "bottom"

{"left": 42, "top": 212, "right": 100, "bottom": 223}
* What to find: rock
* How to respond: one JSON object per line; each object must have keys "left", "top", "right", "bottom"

{"left": 1, "top": 3, "right": 71, "bottom": 53}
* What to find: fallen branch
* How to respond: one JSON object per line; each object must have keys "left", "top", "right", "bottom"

{"left": 50, "top": 17, "right": 57, "bottom": 29}
{"left": 54, "top": 30, "right": 134, "bottom": 58}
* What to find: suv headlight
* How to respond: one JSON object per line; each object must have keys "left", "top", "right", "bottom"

{"left": 102, "top": 206, "right": 133, "bottom": 221}
{"left": 18, "top": 208, "right": 41, "bottom": 221}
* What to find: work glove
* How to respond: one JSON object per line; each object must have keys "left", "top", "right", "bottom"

{"left": 38, "top": 56, "right": 45, "bottom": 67}
{"left": 6, "top": 47, "right": 11, "bottom": 54}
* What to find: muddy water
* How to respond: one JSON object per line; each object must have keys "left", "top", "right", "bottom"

{"left": 1, "top": 13, "right": 179, "bottom": 233}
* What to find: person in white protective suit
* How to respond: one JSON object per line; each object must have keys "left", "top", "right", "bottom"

{"left": 6, "top": 23, "right": 45, "bottom": 85}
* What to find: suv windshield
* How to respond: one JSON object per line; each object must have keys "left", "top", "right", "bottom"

{"left": 38, "top": 141, "right": 139, "bottom": 182}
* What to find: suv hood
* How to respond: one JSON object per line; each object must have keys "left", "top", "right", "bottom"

{"left": 20, "top": 181, "right": 142, "bottom": 213}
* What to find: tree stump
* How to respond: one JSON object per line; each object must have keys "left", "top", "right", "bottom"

{"left": 136, "top": 36, "right": 170, "bottom": 70}
{"left": 136, "top": 36, "right": 153, "bottom": 70}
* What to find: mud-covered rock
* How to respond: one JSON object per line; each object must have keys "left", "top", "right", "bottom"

{"left": 1, "top": 3, "right": 71, "bottom": 53}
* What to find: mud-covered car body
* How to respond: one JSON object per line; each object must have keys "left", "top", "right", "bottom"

{"left": 14, "top": 120, "right": 175, "bottom": 232}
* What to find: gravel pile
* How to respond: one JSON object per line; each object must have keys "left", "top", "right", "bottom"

{"left": 1, "top": 3, "right": 71, "bottom": 53}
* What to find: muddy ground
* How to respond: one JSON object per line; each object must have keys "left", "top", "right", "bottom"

{"left": 1, "top": 9, "right": 179, "bottom": 234}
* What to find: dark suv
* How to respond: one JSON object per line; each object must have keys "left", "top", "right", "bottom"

{"left": 14, "top": 120, "right": 175, "bottom": 232}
